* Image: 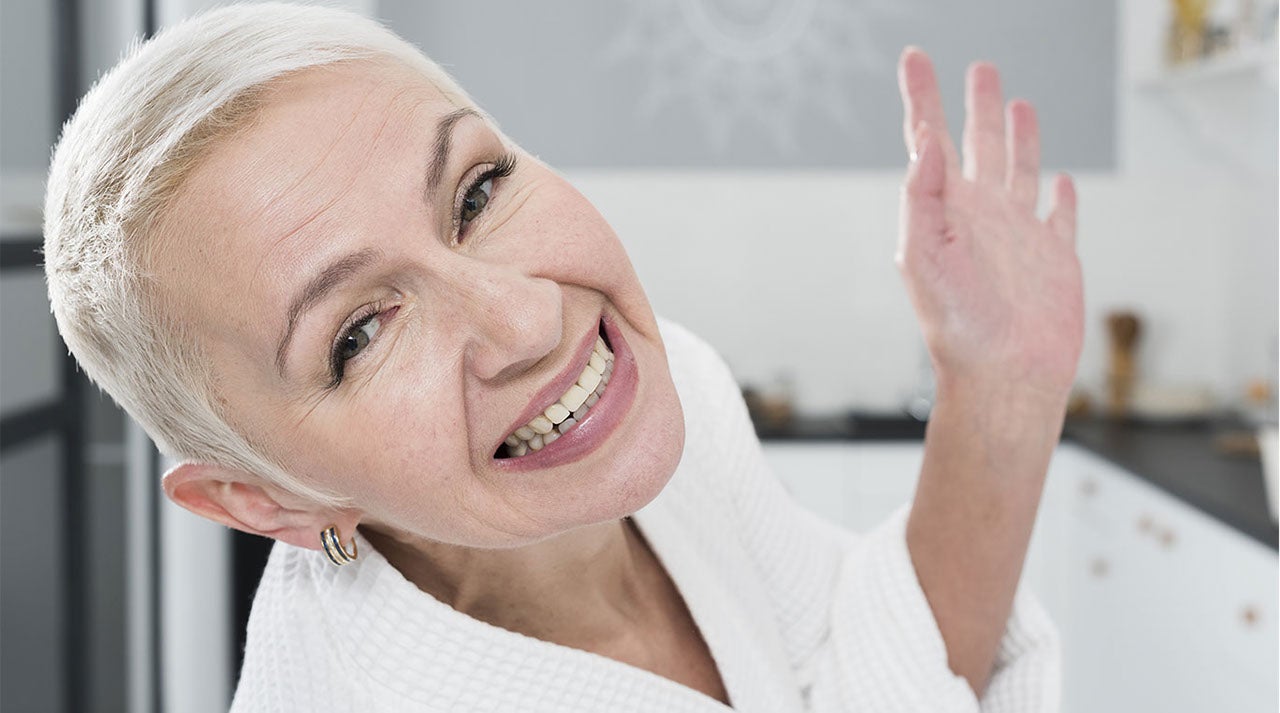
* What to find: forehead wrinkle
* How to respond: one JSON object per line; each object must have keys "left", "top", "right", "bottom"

{"left": 241, "top": 76, "right": 378, "bottom": 239}
{"left": 248, "top": 84, "right": 418, "bottom": 296}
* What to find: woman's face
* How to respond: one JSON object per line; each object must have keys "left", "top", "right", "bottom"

{"left": 152, "top": 59, "right": 684, "bottom": 548}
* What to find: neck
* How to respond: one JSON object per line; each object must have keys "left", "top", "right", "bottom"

{"left": 360, "top": 518, "right": 658, "bottom": 648}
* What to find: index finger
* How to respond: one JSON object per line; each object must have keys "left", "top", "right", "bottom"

{"left": 898, "top": 47, "right": 960, "bottom": 172}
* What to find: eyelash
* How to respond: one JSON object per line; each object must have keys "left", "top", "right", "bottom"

{"left": 328, "top": 302, "right": 388, "bottom": 387}
{"left": 451, "top": 152, "right": 517, "bottom": 242}
{"left": 325, "top": 153, "right": 518, "bottom": 387}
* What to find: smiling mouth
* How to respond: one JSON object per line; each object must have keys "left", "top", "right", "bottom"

{"left": 494, "top": 320, "right": 615, "bottom": 459}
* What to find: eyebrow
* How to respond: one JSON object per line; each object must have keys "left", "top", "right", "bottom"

{"left": 426, "top": 107, "right": 481, "bottom": 197}
{"left": 274, "top": 248, "right": 381, "bottom": 377}
{"left": 274, "top": 107, "right": 481, "bottom": 379}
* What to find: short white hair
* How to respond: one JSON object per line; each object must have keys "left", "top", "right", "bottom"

{"left": 44, "top": 2, "right": 478, "bottom": 507}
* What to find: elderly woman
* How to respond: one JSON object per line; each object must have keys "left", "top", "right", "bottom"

{"left": 44, "top": 3, "right": 1082, "bottom": 711}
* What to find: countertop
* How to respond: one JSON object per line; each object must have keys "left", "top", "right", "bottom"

{"left": 755, "top": 411, "right": 1279, "bottom": 550}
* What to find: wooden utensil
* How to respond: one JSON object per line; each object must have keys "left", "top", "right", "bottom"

{"left": 1106, "top": 311, "right": 1142, "bottom": 417}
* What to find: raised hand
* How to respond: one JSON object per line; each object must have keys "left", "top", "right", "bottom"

{"left": 896, "top": 48, "right": 1084, "bottom": 405}
{"left": 894, "top": 48, "right": 1085, "bottom": 699}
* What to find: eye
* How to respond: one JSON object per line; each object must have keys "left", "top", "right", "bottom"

{"left": 460, "top": 177, "right": 492, "bottom": 226}
{"left": 329, "top": 306, "right": 394, "bottom": 386}
{"left": 338, "top": 314, "right": 381, "bottom": 362}
{"left": 453, "top": 153, "right": 517, "bottom": 241}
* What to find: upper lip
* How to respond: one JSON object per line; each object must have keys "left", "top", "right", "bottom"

{"left": 496, "top": 317, "right": 602, "bottom": 450}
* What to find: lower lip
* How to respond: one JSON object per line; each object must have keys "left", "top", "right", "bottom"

{"left": 492, "top": 315, "right": 639, "bottom": 472}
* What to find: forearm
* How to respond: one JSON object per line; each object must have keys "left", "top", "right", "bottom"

{"left": 906, "top": 374, "right": 1067, "bottom": 699}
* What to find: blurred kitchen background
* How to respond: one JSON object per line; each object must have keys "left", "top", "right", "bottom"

{"left": 1, "top": 0, "right": 1277, "bottom": 711}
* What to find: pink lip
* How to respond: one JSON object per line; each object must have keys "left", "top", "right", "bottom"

{"left": 492, "top": 313, "right": 637, "bottom": 471}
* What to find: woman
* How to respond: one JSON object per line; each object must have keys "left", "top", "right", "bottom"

{"left": 44, "top": 3, "right": 1082, "bottom": 711}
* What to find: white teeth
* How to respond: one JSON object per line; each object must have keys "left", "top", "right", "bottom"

{"left": 578, "top": 365, "right": 602, "bottom": 394}
{"left": 561, "top": 385, "right": 590, "bottom": 411}
{"left": 501, "top": 328, "right": 617, "bottom": 458}
{"left": 529, "top": 415, "right": 554, "bottom": 435}
{"left": 544, "top": 402, "right": 570, "bottom": 424}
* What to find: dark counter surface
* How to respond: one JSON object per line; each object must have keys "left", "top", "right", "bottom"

{"left": 756, "top": 411, "right": 1278, "bottom": 550}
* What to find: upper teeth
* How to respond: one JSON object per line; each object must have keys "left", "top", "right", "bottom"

{"left": 503, "top": 335, "right": 615, "bottom": 457}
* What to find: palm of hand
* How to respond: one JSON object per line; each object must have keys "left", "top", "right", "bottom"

{"left": 896, "top": 49, "right": 1084, "bottom": 400}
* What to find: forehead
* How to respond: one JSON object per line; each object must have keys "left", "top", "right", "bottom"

{"left": 149, "top": 59, "right": 458, "bottom": 348}
{"left": 173, "top": 58, "right": 456, "bottom": 247}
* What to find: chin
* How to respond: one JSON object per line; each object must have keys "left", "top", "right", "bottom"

{"left": 507, "top": 338, "right": 685, "bottom": 548}
{"left": 566, "top": 313, "right": 685, "bottom": 529}
{"left": 541, "top": 376, "right": 683, "bottom": 544}
{"left": 598, "top": 386, "right": 685, "bottom": 518}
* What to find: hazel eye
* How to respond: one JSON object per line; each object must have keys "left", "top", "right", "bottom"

{"left": 338, "top": 315, "right": 381, "bottom": 362}
{"left": 460, "top": 177, "right": 492, "bottom": 225}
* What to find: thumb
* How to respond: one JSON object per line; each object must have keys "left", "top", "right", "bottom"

{"left": 897, "top": 123, "right": 948, "bottom": 265}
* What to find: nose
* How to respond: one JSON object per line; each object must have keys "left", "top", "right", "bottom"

{"left": 449, "top": 261, "right": 562, "bottom": 383}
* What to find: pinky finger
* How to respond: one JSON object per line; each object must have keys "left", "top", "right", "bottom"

{"left": 1046, "top": 173, "right": 1077, "bottom": 243}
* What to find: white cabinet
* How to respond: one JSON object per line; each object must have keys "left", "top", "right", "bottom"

{"left": 1053, "top": 448, "right": 1278, "bottom": 713}
{"left": 762, "top": 442, "right": 1279, "bottom": 713}
{"left": 764, "top": 442, "right": 921, "bottom": 529}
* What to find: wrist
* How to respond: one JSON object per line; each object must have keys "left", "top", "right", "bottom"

{"left": 934, "top": 369, "right": 1070, "bottom": 416}
{"left": 929, "top": 373, "right": 1069, "bottom": 450}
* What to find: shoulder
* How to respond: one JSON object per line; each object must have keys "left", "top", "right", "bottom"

{"left": 655, "top": 315, "right": 744, "bottom": 421}
{"left": 655, "top": 315, "right": 724, "bottom": 373}
{"left": 652, "top": 315, "right": 764, "bottom": 493}
{"left": 232, "top": 541, "right": 358, "bottom": 710}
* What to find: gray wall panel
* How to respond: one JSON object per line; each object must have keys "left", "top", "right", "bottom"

{"left": 87, "top": 460, "right": 127, "bottom": 713}
{"left": 0, "top": 272, "right": 60, "bottom": 414}
{"left": 0, "top": 0, "right": 56, "bottom": 173}
{"left": 0, "top": 436, "right": 66, "bottom": 713}
{"left": 379, "top": 0, "right": 1115, "bottom": 169}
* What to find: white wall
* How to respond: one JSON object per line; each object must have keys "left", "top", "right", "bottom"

{"left": 569, "top": 170, "right": 1266, "bottom": 412}
{"left": 566, "top": 1, "right": 1278, "bottom": 414}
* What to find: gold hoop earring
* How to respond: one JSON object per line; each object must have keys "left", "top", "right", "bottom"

{"left": 320, "top": 525, "right": 358, "bottom": 566}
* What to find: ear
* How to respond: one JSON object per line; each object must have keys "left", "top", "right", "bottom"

{"left": 162, "top": 462, "right": 361, "bottom": 552}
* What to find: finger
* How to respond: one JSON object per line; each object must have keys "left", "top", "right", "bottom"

{"left": 962, "top": 62, "right": 1006, "bottom": 185}
{"left": 1046, "top": 173, "right": 1077, "bottom": 243}
{"left": 898, "top": 47, "right": 960, "bottom": 174}
{"left": 1005, "top": 99, "right": 1040, "bottom": 209}
{"left": 898, "top": 122, "right": 949, "bottom": 265}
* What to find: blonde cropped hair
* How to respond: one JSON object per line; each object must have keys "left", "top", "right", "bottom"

{"left": 44, "top": 2, "right": 477, "bottom": 506}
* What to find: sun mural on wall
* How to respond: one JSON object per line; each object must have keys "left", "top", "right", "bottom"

{"left": 605, "top": 0, "right": 911, "bottom": 156}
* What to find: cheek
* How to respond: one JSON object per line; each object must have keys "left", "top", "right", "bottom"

{"left": 344, "top": 376, "right": 474, "bottom": 512}
{"left": 525, "top": 183, "right": 654, "bottom": 311}
{"left": 260, "top": 373, "right": 473, "bottom": 521}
